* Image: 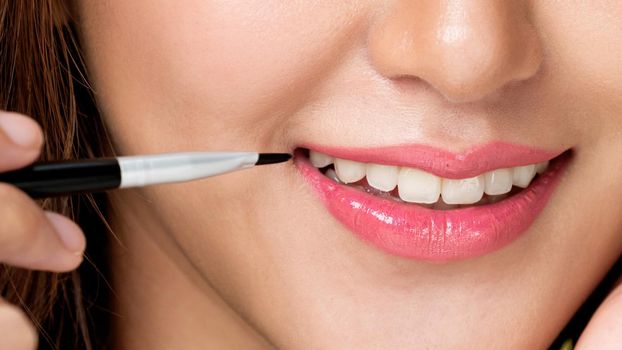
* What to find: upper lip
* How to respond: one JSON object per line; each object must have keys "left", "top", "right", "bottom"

{"left": 301, "top": 141, "right": 566, "bottom": 179}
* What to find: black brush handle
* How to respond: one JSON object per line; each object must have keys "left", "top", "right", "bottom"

{"left": 0, "top": 159, "right": 121, "bottom": 198}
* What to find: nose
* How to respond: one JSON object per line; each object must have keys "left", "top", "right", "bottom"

{"left": 368, "top": 1, "right": 543, "bottom": 103}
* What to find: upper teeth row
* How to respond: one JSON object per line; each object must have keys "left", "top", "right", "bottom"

{"left": 310, "top": 150, "right": 549, "bottom": 205}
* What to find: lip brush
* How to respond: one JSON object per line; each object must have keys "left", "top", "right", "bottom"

{"left": 0, "top": 151, "right": 292, "bottom": 199}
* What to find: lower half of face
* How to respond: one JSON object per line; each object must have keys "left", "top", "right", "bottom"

{"left": 78, "top": 1, "right": 622, "bottom": 348}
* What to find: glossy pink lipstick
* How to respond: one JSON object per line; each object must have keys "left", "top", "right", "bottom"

{"left": 296, "top": 143, "right": 569, "bottom": 261}
{"left": 306, "top": 141, "right": 562, "bottom": 179}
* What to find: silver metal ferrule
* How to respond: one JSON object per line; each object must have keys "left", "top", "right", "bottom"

{"left": 118, "top": 152, "right": 259, "bottom": 188}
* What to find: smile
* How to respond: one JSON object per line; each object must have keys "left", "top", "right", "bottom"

{"left": 295, "top": 142, "right": 571, "bottom": 261}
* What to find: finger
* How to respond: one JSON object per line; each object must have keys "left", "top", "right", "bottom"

{"left": 576, "top": 278, "right": 622, "bottom": 349}
{"left": 0, "top": 300, "right": 37, "bottom": 350}
{"left": 0, "top": 183, "right": 85, "bottom": 272}
{"left": 0, "top": 111, "right": 43, "bottom": 172}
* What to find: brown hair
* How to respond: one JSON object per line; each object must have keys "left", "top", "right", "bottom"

{"left": 0, "top": 1, "right": 112, "bottom": 349}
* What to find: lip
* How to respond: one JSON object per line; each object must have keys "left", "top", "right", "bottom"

{"left": 295, "top": 144, "right": 570, "bottom": 261}
{"left": 303, "top": 141, "right": 564, "bottom": 179}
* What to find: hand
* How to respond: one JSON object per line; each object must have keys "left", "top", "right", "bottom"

{"left": 574, "top": 276, "right": 622, "bottom": 349}
{"left": 0, "top": 111, "right": 86, "bottom": 350}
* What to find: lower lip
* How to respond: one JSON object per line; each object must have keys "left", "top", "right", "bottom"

{"left": 296, "top": 152, "right": 570, "bottom": 261}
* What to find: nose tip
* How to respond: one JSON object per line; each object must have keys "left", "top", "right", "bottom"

{"left": 368, "top": 1, "right": 543, "bottom": 103}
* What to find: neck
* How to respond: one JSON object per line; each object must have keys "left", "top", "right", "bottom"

{"left": 106, "top": 191, "right": 272, "bottom": 350}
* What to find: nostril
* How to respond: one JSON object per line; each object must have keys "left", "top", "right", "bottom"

{"left": 367, "top": 1, "right": 543, "bottom": 104}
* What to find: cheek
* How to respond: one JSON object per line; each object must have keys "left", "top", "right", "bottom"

{"left": 533, "top": 2, "right": 622, "bottom": 116}
{"left": 79, "top": 0, "right": 363, "bottom": 154}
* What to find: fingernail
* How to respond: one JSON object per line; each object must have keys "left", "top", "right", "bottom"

{"left": 0, "top": 112, "right": 42, "bottom": 148}
{"left": 45, "top": 212, "right": 86, "bottom": 254}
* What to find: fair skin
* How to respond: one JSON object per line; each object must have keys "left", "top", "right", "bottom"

{"left": 1, "top": 1, "right": 622, "bottom": 349}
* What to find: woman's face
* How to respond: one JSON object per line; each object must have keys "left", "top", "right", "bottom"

{"left": 76, "top": 1, "right": 622, "bottom": 348}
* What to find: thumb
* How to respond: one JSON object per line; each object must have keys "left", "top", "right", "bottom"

{"left": 575, "top": 277, "right": 622, "bottom": 349}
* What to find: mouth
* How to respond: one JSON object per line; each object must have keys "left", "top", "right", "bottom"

{"left": 295, "top": 142, "right": 571, "bottom": 262}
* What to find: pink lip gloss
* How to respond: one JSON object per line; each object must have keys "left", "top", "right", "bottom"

{"left": 296, "top": 143, "right": 569, "bottom": 261}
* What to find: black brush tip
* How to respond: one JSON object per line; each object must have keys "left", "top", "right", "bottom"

{"left": 255, "top": 153, "right": 292, "bottom": 165}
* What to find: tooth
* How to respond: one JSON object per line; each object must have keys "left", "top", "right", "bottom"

{"left": 309, "top": 150, "right": 334, "bottom": 168}
{"left": 484, "top": 168, "right": 513, "bottom": 195}
{"left": 366, "top": 164, "right": 398, "bottom": 192}
{"left": 512, "top": 164, "right": 536, "bottom": 188}
{"left": 535, "top": 161, "right": 549, "bottom": 174}
{"left": 397, "top": 167, "right": 441, "bottom": 204}
{"left": 441, "top": 175, "right": 485, "bottom": 205}
{"left": 324, "top": 168, "right": 340, "bottom": 182}
{"left": 334, "top": 158, "right": 366, "bottom": 184}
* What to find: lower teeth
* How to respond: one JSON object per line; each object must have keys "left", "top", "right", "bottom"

{"left": 322, "top": 166, "right": 521, "bottom": 210}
